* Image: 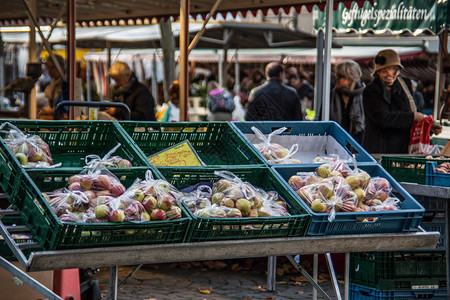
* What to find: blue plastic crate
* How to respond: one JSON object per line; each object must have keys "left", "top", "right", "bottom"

{"left": 231, "top": 121, "right": 376, "bottom": 165}
{"left": 272, "top": 164, "right": 425, "bottom": 236}
{"left": 426, "top": 161, "right": 450, "bottom": 187}
{"left": 349, "top": 283, "right": 447, "bottom": 300}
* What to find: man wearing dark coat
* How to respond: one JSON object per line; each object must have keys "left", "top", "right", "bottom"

{"left": 106, "top": 62, "right": 156, "bottom": 121}
{"left": 245, "top": 62, "right": 304, "bottom": 121}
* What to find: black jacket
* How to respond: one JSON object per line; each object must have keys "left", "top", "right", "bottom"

{"left": 362, "top": 77, "right": 414, "bottom": 154}
{"left": 112, "top": 74, "right": 156, "bottom": 121}
{"left": 245, "top": 79, "right": 303, "bottom": 121}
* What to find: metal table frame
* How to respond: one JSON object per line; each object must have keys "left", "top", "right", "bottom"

{"left": 0, "top": 218, "right": 440, "bottom": 300}
{"left": 400, "top": 182, "right": 450, "bottom": 297}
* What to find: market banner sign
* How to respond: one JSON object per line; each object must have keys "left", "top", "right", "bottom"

{"left": 314, "top": 0, "right": 443, "bottom": 34}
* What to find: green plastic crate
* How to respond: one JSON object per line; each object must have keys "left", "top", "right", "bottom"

{"left": 118, "top": 121, "right": 266, "bottom": 166}
{"left": 381, "top": 155, "right": 450, "bottom": 184}
{"left": 158, "top": 166, "right": 311, "bottom": 242}
{"left": 7, "top": 167, "right": 191, "bottom": 250}
{"left": 350, "top": 251, "right": 447, "bottom": 290}
{"left": 0, "top": 119, "right": 152, "bottom": 168}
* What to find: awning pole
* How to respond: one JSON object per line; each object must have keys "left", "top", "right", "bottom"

{"left": 314, "top": 29, "right": 324, "bottom": 119}
{"left": 23, "top": 0, "right": 66, "bottom": 82}
{"left": 321, "top": 0, "right": 334, "bottom": 121}
{"left": 27, "top": 0, "right": 37, "bottom": 119}
{"left": 434, "top": 30, "right": 448, "bottom": 121}
{"left": 37, "top": 6, "right": 65, "bottom": 58}
{"left": 179, "top": 0, "right": 189, "bottom": 121}
{"left": 234, "top": 50, "right": 240, "bottom": 95}
{"left": 188, "top": 0, "right": 223, "bottom": 53}
{"left": 86, "top": 60, "right": 91, "bottom": 102}
{"left": 152, "top": 53, "right": 158, "bottom": 105}
{"left": 67, "top": 0, "right": 76, "bottom": 119}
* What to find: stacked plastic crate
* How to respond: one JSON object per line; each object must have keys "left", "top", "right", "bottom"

{"left": 231, "top": 121, "right": 445, "bottom": 299}
{"left": 0, "top": 120, "right": 191, "bottom": 251}
{"left": 118, "top": 121, "right": 312, "bottom": 242}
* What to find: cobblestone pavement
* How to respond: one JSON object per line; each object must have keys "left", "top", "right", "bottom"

{"left": 95, "top": 257, "right": 345, "bottom": 300}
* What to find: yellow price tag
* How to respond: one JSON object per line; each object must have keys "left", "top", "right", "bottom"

{"left": 149, "top": 140, "right": 204, "bottom": 166}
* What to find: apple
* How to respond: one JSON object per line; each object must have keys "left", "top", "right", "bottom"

{"left": 108, "top": 209, "right": 125, "bottom": 222}
{"left": 317, "top": 164, "right": 332, "bottom": 178}
{"left": 142, "top": 195, "right": 157, "bottom": 212}
{"left": 94, "top": 204, "right": 110, "bottom": 218}
{"left": 15, "top": 152, "right": 28, "bottom": 165}
{"left": 150, "top": 209, "right": 167, "bottom": 221}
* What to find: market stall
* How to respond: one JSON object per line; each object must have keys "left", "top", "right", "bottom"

{"left": 0, "top": 119, "right": 441, "bottom": 300}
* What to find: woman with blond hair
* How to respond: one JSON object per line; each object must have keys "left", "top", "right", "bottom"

{"left": 330, "top": 60, "right": 365, "bottom": 144}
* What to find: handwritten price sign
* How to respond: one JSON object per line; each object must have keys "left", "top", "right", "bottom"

{"left": 149, "top": 140, "right": 204, "bottom": 166}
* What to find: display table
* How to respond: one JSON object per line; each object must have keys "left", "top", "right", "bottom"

{"left": 400, "top": 182, "right": 450, "bottom": 297}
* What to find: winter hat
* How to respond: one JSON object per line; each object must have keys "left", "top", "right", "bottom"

{"left": 373, "top": 49, "right": 403, "bottom": 74}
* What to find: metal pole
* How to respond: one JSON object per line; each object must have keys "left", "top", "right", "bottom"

{"left": 218, "top": 51, "right": 223, "bottom": 87}
{"left": 314, "top": 29, "right": 324, "bottom": 120}
{"left": 313, "top": 254, "right": 318, "bottom": 300}
{"left": 0, "top": 31, "right": 5, "bottom": 110}
{"left": 234, "top": 51, "right": 240, "bottom": 95}
{"left": 188, "top": 0, "right": 223, "bottom": 53}
{"left": 326, "top": 253, "right": 342, "bottom": 300}
{"left": 434, "top": 31, "right": 447, "bottom": 121}
{"left": 267, "top": 256, "right": 276, "bottom": 291}
{"left": 321, "top": 0, "right": 334, "bottom": 121}
{"left": 23, "top": 0, "right": 66, "bottom": 82}
{"left": 106, "top": 41, "right": 112, "bottom": 99}
{"left": 152, "top": 53, "right": 158, "bottom": 106}
{"left": 67, "top": 0, "right": 76, "bottom": 110}
{"left": 345, "top": 253, "right": 350, "bottom": 300}
{"left": 27, "top": 0, "right": 37, "bottom": 119}
{"left": 446, "top": 199, "right": 450, "bottom": 297}
{"left": 86, "top": 60, "right": 91, "bottom": 102}
{"left": 0, "top": 257, "right": 62, "bottom": 300}
{"left": 109, "top": 266, "right": 118, "bottom": 300}
{"left": 179, "top": 0, "right": 190, "bottom": 121}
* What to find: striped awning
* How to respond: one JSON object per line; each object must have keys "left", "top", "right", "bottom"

{"left": 0, "top": 0, "right": 372, "bottom": 27}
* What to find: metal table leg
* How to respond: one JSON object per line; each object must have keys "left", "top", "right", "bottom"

{"left": 108, "top": 266, "right": 118, "bottom": 300}
{"left": 267, "top": 256, "right": 276, "bottom": 291}
{"left": 345, "top": 252, "right": 350, "bottom": 300}
{"left": 286, "top": 255, "right": 331, "bottom": 300}
{"left": 446, "top": 200, "right": 450, "bottom": 297}
{"left": 313, "top": 254, "right": 318, "bottom": 300}
{"left": 0, "top": 256, "right": 62, "bottom": 300}
{"left": 326, "top": 253, "right": 342, "bottom": 300}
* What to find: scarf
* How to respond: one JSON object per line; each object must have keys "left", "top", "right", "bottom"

{"left": 330, "top": 81, "right": 365, "bottom": 135}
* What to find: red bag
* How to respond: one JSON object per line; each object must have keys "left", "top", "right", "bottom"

{"left": 398, "top": 77, "right": 433, "bottom": 154}
{"left": 408, "top": 115, "right": 433, "bottom": 154}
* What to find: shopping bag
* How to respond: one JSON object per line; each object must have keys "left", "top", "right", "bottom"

{"left": 408, "top": 115, "right": 433, "bottom": 154}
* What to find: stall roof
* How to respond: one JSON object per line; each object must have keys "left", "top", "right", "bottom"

{"left": 83, "top": 46, "right": 424, "bottom": 64}
{"left": 0, "top": 0, "right": 371, "bottom": 26}
{"left": 2, "top": 21, "right": 335, "bottom": 50}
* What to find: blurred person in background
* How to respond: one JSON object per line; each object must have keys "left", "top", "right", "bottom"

{"left": 245, "top": 68, "right": 265, "bottom": 92}
{"left": 330, "top": 60, "right": 365, "bottom": 144}
{"left": 411, "top": 79, "right": 425, "bottom": 111}
{"left": 245, "top": 62, "right": 303, "bottom": 121}
{"left": 37, "top": 54, "right": 68, "bottom": 119}
{"left": 156, "top": 80, "right": 180, "bottom": 122}
{"left": 206, "top": 81, "right": 235, "bottom": 121}
{"left": 104, "top": 61, "right": 155, "bottom": 121}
